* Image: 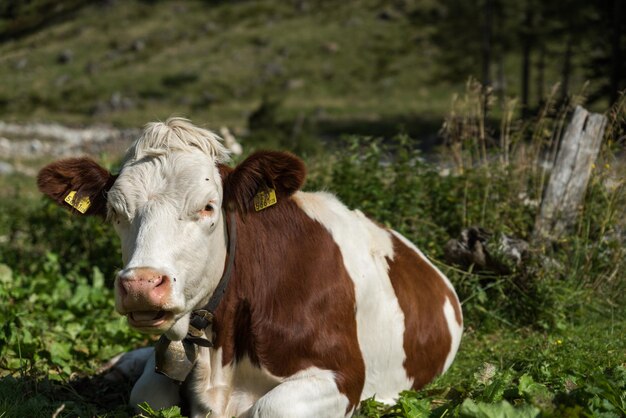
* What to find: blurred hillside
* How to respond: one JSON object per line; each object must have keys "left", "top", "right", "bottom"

{"left": 0, "top": 0, "right": 624, "bottom": 140}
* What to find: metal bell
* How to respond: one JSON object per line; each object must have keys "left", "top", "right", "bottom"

{"left": 154, "top": 335, "right": 198, "bottom": 383}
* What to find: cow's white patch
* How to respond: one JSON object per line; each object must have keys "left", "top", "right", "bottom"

{"left": 293, "top": 191, "right": 411, "bottom": 404}
{"left": 189, "top": 347, "right": 233, "bottom": 417}
{"left": 442, "top": 297, "right": 463, "bottom": 372}
{"left": 191, "top": 349, "right": 284, "bottom": 418}
{"left": 249, "top": 368, "right": 350, "bottom": 418}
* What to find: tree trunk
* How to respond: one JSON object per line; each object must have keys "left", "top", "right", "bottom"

{"left": 536, "top": 44, "right": 545, "bottom": 104}
{"left": 482, "top": 0, "right": 494, "bottom": 117}
{"left": 560, "top": 36, "right": 572, "bottom": 103}
{"left": 482, "top": 0, "right": 493, "bottom": 89}
{"left": 609, "top": 0, "right": 623, "bottom": 103}
{"left": 533, "top": 106, "right": 607, "bottom": 241}
{"left": 496, "top": 51, "right": 506, "bottom": 104}
{"left": 521, "top": 6, "right": 533, "bottom": 115}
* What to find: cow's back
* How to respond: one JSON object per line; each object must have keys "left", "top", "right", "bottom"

{"left": 293, "top": 191, "right": 463, "bottom": 403}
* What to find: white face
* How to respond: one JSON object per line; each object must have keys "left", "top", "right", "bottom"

{"left": 107, "top": 150, "right": 228, "bottom": 340}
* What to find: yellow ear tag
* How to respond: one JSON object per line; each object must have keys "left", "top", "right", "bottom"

{"left": 64, "top": 191, "right": 91, "bottom": 214}
{"left": 254, "top": 188, "right": 277, "bottom": 212}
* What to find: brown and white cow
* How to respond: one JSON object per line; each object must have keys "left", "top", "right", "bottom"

{"left": 37, "top": 118, "right": 462, "bottom": 418}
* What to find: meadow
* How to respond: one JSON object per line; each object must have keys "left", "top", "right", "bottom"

{"left": 1, "top": 87, "right": 625, "bottom": 417}
{"left": 0, "top": 1, "right": 625, "bottom": 417}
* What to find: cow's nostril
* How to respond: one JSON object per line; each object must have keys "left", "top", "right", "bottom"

{"left": 154, "top": 275, "right": 167, "bottom": 287}
{"left": 117, "top": 279, "right": 129, "bottom": 296}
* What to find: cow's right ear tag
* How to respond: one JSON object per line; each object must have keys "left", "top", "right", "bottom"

{"left": 253, "top": 188, "right": 277, "bottom": 211}
{"left": 64, "top": 191, "right": 91, "bottom": 213}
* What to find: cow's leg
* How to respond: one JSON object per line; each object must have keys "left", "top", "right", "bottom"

{"left": 129, "top": 353, "right": 181, "bottom": 411}
{"left": 102, "top": 347, "right": 154, "bottom": 383}
{"left": 245, "top": 368, "right": 351, "bottom": 418}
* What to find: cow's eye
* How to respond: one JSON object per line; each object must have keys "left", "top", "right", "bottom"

{"left": 199, "top": 204, "right": 214, "bottom": 217}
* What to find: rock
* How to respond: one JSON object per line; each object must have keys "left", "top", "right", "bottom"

{"left": 203, "top": 22, "right": 219, "bottom": 34}
{"left": 55, "top": 74, "right": 70, "bottom": 87}
{"left": 293, "top": 1, "right": 310, "bottom": 13}
{"left": 0, "top": 137, "right": 10, "bottom": 152}
{"left": 251, "top": 36, "right": 270, "bottom": 47}
{"left": 287, "top": 78, "right": 305, "bottom": 90}
{"left": 29, "top": 139, "right": 43, "bottom": 153}
{"left": 0, "top": 121, "right": 139, "bottom": 159}
{"left": 85, "top": 61, "right": 98, "bottom": 74}
{"left": 110, "top": 92, "right": 133, "bottom": 110}
{"left": 94, "top": 92, "right": 135, "bottom": 115}
{"left": 131, "top": 39, "right": 145, "bottom": 52}
{"left": 323, "top": 42, "right": 340, "bottom": 53}
{"left": 57, "top": 49, "right": 74, "bottom": 64}
{"left": 0, "top": 161, "right": 14, "bottom": 175}
{"left": 14, "top": 58, "right": 28, "bottom": 70}
{"left": 378, "top": 9, "right": 399, "bottom": 21}
{"left": 263, "top": 61, "right": 284, "bottom": 78}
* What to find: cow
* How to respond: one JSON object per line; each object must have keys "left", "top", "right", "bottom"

{"left": 37, "top": 118, "right": 463, "bottom": 418}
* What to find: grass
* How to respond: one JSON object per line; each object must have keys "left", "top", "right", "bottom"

{"left": 0, "top": 9, "right": 624, "bottom": 411}
{"left": 0, "top": 0, "right": 596, "bottom": 135}
{"left": 0, "top": 251, "right": 623, "bottom": 417}
{"left": 0, "top": 0, "right": 441, "bottom": 128}
{"left": 1, "top": 118, "right": 624, "bottom": 417}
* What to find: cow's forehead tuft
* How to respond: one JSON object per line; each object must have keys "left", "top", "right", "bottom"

{"left": 123, "top": 117, "right": 230, "bottom": 165}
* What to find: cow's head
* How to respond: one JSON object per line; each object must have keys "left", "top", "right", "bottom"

{"left": 37, "top": 118, "right": 305, "bottom": 341}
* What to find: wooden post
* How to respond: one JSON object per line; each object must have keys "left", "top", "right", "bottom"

{"left": 534, "top": 106, "right": 607, "bottom": 240}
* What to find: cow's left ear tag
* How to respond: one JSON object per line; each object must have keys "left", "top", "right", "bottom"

{"left": 64, "top": 191, "right": 91, "bottom": 214}
{"left": 254, "top": 188, "right": 277, "bottom": 211}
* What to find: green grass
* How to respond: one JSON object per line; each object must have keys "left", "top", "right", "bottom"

{"left": 0, "top": 0, "right": 439, "bottom": 128}
{"left": 1, "top": 122, "right": 624, "bottom": 416}
{"left": 0, "top": 251, "right": 623, "bottom": 417}
{"left": 0, "top": 0, "right": 593, "bottom": 133}
{"left": 1, "top": 15, "right": 624, "bottom": 412}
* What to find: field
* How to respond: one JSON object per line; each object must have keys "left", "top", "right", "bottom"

{"left": 1, "top": 93, "right": 625, "bottom": 416}
{"left": 1, "top": 1, "right": 625, "bottom": 417}
{"left": 0, "top": 0, "right": 601, "bottom": 133}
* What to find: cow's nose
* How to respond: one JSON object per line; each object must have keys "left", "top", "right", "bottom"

{"left": 116, "top": 267, "right": 171, "bottom": 309}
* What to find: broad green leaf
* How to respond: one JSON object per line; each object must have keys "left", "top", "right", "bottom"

{"left": 459, "top": 399, "right": 540, "bottom": 418}
{"left": 92, "top": 266, "right": 104, "bottom": 290}
{"left": 397, "top": 391, "right": 431, "bottom": 418}
{"left": 0, "top": 264, "right": 12, "bottom": 284}
{"left": 518, "top": 374, "right": 552, "bottom": 405}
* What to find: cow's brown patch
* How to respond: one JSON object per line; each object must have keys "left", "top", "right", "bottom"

{"left": 37, "top": 157, "right": 116, "bottom": 217}
{"left": 387, "top": 234, "right": 462, "bottom": 389}
{"left": 213, "top": 154, "right": 364, "bottom": 410}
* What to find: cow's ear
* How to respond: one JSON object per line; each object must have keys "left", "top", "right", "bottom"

{"left": 37, "top": 157, "right": 116, "bottom": 217}
{"left": 221, "top": 151, "right": 306, "bottom": 213}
